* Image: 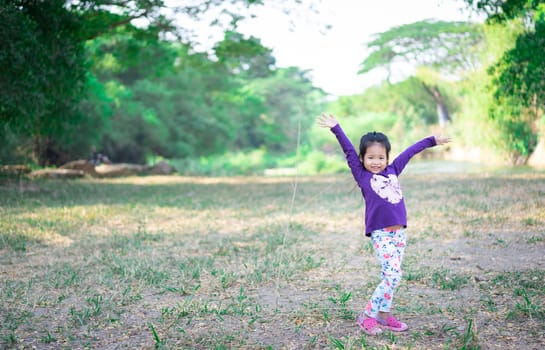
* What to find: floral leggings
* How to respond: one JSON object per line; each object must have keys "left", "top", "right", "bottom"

{"left": 364, "top": 227, "right": 406, "bottom": 318}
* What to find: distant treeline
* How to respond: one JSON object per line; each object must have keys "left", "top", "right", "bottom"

{"left": 1, "top": 0, "right": 543, "bottom": 169}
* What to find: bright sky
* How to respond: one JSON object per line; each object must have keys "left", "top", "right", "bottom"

{"left": 181, "top": 0, "right": 482, "bottom": 97}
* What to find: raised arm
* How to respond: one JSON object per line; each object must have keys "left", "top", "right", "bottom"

{"left": 391, "top": 135, "right": 451, "bottom": 175}
{"left": 317, "top": 113, "right": 366, "bottom": 182}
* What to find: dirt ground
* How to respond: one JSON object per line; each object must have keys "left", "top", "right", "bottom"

{"left": 1, "top": 171, "right": 545, "bottom": 349}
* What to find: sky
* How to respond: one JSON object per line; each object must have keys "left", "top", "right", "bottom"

{"left": 183, "top": 0, "right": 482, "bottom": 97}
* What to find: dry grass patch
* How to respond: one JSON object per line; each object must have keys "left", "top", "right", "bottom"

{"left": 1, "top": 168, "right": 544, "bottom": 349}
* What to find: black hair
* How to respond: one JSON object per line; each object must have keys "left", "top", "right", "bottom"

{"left": 359, "top": 131, "right": 391, "bottom": 162}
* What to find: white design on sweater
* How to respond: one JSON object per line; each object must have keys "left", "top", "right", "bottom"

{"left": 370, "top": 174, "right": 403, "bottom": 204}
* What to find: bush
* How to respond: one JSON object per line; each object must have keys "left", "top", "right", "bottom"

{"left": 296, "top": 151, "right": 346, "bottom": 175}
{"left": 171, "top": 148, "right": 348, "bottom": 176}
{"left": 171, "top": 148, "right": 274, "bottom": 176}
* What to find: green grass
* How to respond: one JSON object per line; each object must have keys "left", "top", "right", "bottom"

{"left": 1, "top": 167, "right": 544, "bottom": 349}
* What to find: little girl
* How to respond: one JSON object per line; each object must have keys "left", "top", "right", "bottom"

{"left": 317, "top": 113, "right": 451, "bottom": 335}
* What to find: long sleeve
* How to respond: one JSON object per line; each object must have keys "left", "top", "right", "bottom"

{"left": 330, "top": 124, "right": 366, "bottom": 185}
{"left": 391, "top": 136, "right": 436, "bottom": 175}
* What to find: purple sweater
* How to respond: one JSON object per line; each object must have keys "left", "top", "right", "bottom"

{"left": 331, "top": 124, "right": 437, "bottom": 236}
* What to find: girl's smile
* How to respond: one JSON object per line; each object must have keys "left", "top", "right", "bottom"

{"left": 363, "top": 142, "right": 388, "bottom": 173}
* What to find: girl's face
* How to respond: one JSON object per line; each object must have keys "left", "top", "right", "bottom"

{"left": 362, "top": 142, "right": 388, "bottom": 173}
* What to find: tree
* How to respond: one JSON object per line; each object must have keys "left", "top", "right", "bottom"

{"left": 488, "top": 15, "right": 544, "bottom": 162}
{"left": 0, "top": 0, "right": 324, "bottom": 165}
{"left": 0, "top": 0, "right": 87, "bottom": 165}
{"left": 213, "top": 31, "right": 276, "bottom": 79}
{"left": 464, "top": 1, "right": 545, "bottom": 110}
{"left": 463, "top": 0, "right": 545, "bottom": 163}
{"left": 93, "top": 40, "right": 239, "bottom": 163}
{"left": 245, "top": 67, "right": 325, "bottom": 152}
{"left": 490, "top": 16, "right": 545, "bottom": 112}
{"left": 463, "top": 0, "right": 544, "bottom": 22}
{"left": 359, "top": 20, "right": 484, "bottom": 127}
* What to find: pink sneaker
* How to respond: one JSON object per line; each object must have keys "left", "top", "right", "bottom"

{"left": 376, "top": 315, "right": 408, "bottom": 332}
{"left": 357, "top": 314, "right": 382, "bottom": 335}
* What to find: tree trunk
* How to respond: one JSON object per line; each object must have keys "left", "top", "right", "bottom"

{"left": 422, "top": 83, "right": 451, "bottom": 128}
{"left": 32, "top": 136, "right": 69, "bottom": 167}
{"left": 528, "top": 136, "right": 545, "bottom": 168}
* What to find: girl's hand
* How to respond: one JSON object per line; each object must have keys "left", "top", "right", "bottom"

{"left": 434, "top": 135, "right": 451, "bottom": 146}
{"left": 317, "top": 113, "right": 338, "bottom": 128}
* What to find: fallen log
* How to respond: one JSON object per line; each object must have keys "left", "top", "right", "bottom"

{"left": 28, "top": 169, "right": 85, "bottom": 179}
{"left": 59, "top": 159, "right": 98, "bottom": 176}
{"left": 95, "top": 163, "right": 148, "bottom": 177}
{"left": 0, "top": 165, "right": 32, "bottom": 177}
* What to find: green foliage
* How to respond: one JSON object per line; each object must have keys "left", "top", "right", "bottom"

{"left": 369, "top": 79, "right": 441, "bottom": 124}
{"left": 0, "top": 0, "right": 87, "bottom": 165}
{"left": 172, "top": 148, "right": 272, "bottom": 176}
{"left": 42, "top": 73, "right": 115, "bottom": 163}
{"left": 449, "top": 19, "right": 527, "bottom": 163}
{"left": 86, "top": 24, "right": 176, "bottom": 84}
{"left": 296, "top": 151, "right": 347, "bottom": 175}
{"left": 488, "top": 98, "right": 537, "bottom": 162}
{"left": 0, "top": 0, "right": 86, "bottom": 131}
{"left": 0, "top": 128, "right": 34, "bottom": 165}
{"left": 101, "top": 79, "right": 174, "bottom": 163}
{"left": 489, "top": 7, "right": 545, "bottom": 111}
{"left": 463, "top": 0, "right": 544, "bottom": 22}
{"left": 450, "top": 69, "right": 502, "bottom": 161}
{"left": 358, "top": 20, "right": 483, "bottom": 127}
{"left": 244, "top": 67, "right": 325, "bottom": 152}
{"left": 459, "top": 2, "right": 544, "bottom": 163}
{"left": 360, "top": 20, "right": 484, "bottom": 77}
{"left": 213, "top": 31, "right": 276, "bottom": 79}
{"left": 86, "top": 36, "right": 238, "bottom": 162}
{"left": 3, "top": 0, "right": 543, "bottom": 170}
{"left": 82, "top": 26, "right": 324, "bottom": 164}
{"left": 170, "top": 147, "right": 348, "bottom": 176}
{"left": 1, "top": 1, "right": 325, "bottom": 167}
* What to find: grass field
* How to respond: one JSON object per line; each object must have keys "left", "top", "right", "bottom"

{"left": 1, "top": 164, "right": 545, "bottom": 349}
